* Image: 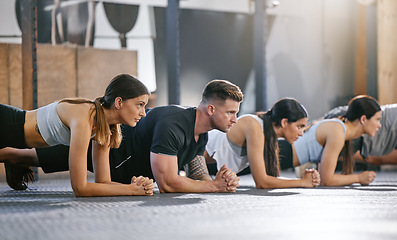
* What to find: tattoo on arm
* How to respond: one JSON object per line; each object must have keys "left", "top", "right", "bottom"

{"left": 187, "top": 155, "right": 212, "bottom": 180}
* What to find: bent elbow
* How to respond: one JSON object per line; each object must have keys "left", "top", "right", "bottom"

{"left": 72, "top": 189, "right": 86, "bottom": 197}
{"left": 320, "top": 179, "right": 332, "bottom": 187}
{"left": 73, "top": 191, "right": 87, "bottom": 197}
{"left": 157, "top": 178, "right": 183, "bottom": 193}
{"left": 158, "top": 187, "right": 169, "bottom": 193}
{"left": 256, "top": 184, "right": 273, "bottom": 189}
{"left": 158, "top": 182, "right": 177, "bottom": 193}
{"left": 71, "top": 183, "right": 90, "bottom": 197}
{"left": 254, "top": 176, "right": 276, "bottom": 189}
{"left": 255, "top": 181, "right": 273, "bottom": 189}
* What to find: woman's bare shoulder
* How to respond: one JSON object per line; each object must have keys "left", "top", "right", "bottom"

{"left": 233, "top": 115, "right": 263, "bottom": 137}
{"left": 238, "top": 115, "right": 261, "bottom": 127}
{"left": 57, "top": 101, "right": 93, "bottom": 125}
{"left": 318, "top": 120, "right": 345, "bottom": 131}
{"left": 316, "top": 120, "right": 346, "bottom": 143}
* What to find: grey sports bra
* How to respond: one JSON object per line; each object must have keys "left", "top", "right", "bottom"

{"left": 294, "top": 118, "right": 346, "bottom": 164}
{"left": 36, "top": 101, "right": 71, "bottom": 146}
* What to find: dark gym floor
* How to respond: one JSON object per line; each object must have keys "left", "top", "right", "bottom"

{"left": 1, "top": 170, "right": 397, "bottom": 240}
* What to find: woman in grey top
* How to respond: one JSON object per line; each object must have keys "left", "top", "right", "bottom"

{"left": 0, "top": 74, "right": 154, "bottom": 197}
{"left": 324, "top": 104, "right": 397, "bottom": 165}
{"left": 290, "top": 95, "right": 381, "bottom": 186}
{"left": 205, "top": 98, "right": 321, "bottom": 189}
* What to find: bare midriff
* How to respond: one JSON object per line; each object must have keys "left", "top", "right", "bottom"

{"left": 24, "top": 110, "right": 49, "bottom": 148}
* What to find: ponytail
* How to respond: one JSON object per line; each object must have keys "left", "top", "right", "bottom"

{"left": 336, "top": 113, "right": 355, "bottom": 174}
{"left": 258, "top": 111, "right": 279, "bottom": 177}
{"left": 257, "top": 98, "right": 308, "bottom": 177}
{"left": 93, "top": 97, "right": 122, "bottom": 148}
{"left": 59, "top": 97, "right": 122, "bottom": 148}
{"left": 340, "top": 140, "right": 354, "bottom": 174}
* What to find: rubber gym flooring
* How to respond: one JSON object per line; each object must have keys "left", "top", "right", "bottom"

{"left": 1, "top": 170, "right": 396, "bottom": 240}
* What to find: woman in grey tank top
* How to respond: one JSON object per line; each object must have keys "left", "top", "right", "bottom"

{"left": 291, "top": 95, "right": 382, "bottom": 186}
{"left": 205, "top": 98, "right": 321, "bottom": 189}
{"left": 0, "top": 74, "right": 154, "bottom": 197}
{"left": 324, "top": 104, "right": 397, "bottom": 166}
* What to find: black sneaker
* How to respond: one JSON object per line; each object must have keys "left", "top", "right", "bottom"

{"left": 4, "top": 163, "right": 34, "bottom": 190}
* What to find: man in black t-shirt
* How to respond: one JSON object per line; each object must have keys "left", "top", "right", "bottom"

{"left": 3, "top": 80, "right": 243, "bottom": 193}
{"left": 112, "top": 106, "right": 208, "bottom": 183}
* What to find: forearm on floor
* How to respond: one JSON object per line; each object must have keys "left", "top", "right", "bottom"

{"left": 255, "top": 176, "right": 304, "bottom": 189}
{"left": 158, "top": 175, "right": 217, "bottom": 193}
{"left": 71, "top": 181, "right": 134, "bottom": 197}
{"left": 320, "top": 173, "right": 359, "bottom": 186}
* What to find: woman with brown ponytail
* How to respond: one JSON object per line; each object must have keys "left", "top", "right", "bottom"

{"left": 205, "top": 98, "right": 321, "bottom": 189}
{"left": 0, "top": 74, "right": 154, "bottom": 196}
{"left": 281, "top": 95, "right": 382, "bottom": 186}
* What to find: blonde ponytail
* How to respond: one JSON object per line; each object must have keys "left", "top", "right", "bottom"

{"left": 93, "top": 97, "right": 122, "bottom": 148}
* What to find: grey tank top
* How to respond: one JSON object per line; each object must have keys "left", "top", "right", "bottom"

{"left": 36, "top": 101, "right": 71, "bottom": 146}
{"left": 294, "top": 119, "right": 346, "bottom": 164}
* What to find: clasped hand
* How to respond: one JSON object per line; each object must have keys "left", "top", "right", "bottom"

{"left": 214, "top": 164, "right": 240, "bottom": 192}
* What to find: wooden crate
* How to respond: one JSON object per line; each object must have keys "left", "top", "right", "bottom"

{"left": 0, "top": 42, "right": 138, "bottom": 106}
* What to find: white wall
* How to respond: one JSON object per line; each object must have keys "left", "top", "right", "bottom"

{"left": 263, "top": 0, "right": 356, "bottom": 120}
{"left": 0, "top": 0, "right": 22, "bottom": 44}
{"left": 0, "top": 0, "right": 359, "bottom": 119}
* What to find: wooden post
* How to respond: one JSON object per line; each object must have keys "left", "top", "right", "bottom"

{"left": 378, "top": 0, "right": 397, "bottom": 104}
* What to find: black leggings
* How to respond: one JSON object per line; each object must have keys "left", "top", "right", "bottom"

{"left": 0, "top": 104, "right": 28, "bottom": 149}
{"left": 36, "top": 144, "right": 93, "bottom": 173}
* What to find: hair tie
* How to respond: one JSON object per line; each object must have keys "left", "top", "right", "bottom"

{"left": 341, "top": 114, "right": 348, "bottom": 123}
{"left": 99, "top": 96, "right": 106, "bottom": 106}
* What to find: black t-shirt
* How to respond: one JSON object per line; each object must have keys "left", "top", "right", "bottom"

{"left": 109, "top": 105, "right": 208, "bottom": 183}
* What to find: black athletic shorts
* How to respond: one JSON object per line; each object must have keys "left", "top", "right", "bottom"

{"left": 36, "top": 145, "right": 93, "bottom": 173}
{"left": 0, "top": 104, "right": 28, "bottom": 149}
{"left": 278, "top": 139, "right": 294, "bottom": 170}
